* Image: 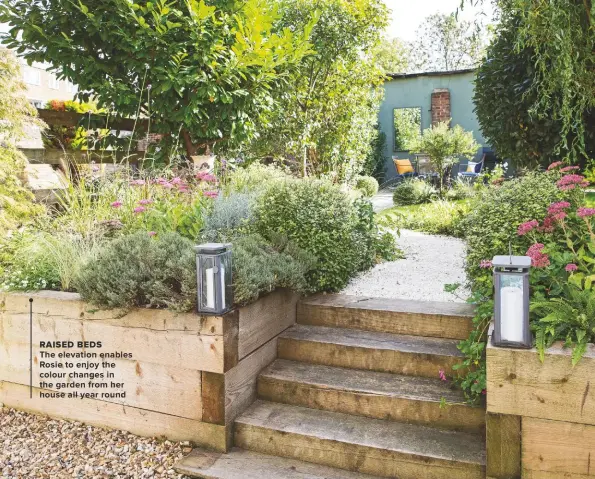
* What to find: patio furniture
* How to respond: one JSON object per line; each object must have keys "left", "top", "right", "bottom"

{"left": 457, "top": 155, "right": 485, "bottom": 179}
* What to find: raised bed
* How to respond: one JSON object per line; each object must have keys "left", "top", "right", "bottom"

{"left": 0, "top": 289, "right": 299, "bottom": 451}
{"left": 486, "top": 335, "right": 595, "bottom": 478}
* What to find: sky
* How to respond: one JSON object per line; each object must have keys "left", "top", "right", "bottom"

{"left": 384, "top": 0, "right": 494, "bottom": 41}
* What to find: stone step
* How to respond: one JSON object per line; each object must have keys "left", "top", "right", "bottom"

{"left": 175, "top": 447, "right": 379, "bottom": 478}
{"left": 234, "top": 400, "right": 485, "bottom": 479}
{"left": 278, "top": 324, "right": 464, "bottom": 378}
{"left": 257, "top": 359, "right": 484, "bottom": 433}
{"left": 298, "top": 294, "right": 475, "bottom": 340}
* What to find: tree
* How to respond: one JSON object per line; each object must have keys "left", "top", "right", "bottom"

{"left": 0, "top": 0, "right": 314, "bottom": 159}
{"left": 374, "top": 37, "right": 410, "bottom": 74}
{"left": 412, "top": 121, "right": 479, "bottom": 192}
{"left": 0, "top": 50, "right": 44, "bottom": 233}
{"left": 470, "top": 0, "right": 594, "bottom": 164}
{"left": 409, "top": 13, "right": 486, "bottom": 72}
{"left": 238, "top": 0, "right": 388, "bottom": 181}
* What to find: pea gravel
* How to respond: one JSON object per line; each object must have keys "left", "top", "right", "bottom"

{"left": 343, "top": 229, "right": 470, "bottom": 302}
{"left": 0, "top": 406, "right": 191, "bottom": 479}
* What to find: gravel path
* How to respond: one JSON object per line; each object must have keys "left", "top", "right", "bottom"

{"left": 1, "top": 407, "right": 190, "bottom": 479}
{"left": 343, "top": 229, "right": 470, "bottom": 302}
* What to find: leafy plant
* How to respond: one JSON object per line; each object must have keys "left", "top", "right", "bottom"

{"left": 412, "top": 121, "right": 480, "bottom": 193}
{"left": 201, "top": 193, "right": 255, "bottom": 242}
{"left": 532, "top": 284, "right": 595, "bottom": 365}
{"left": 355, "top": 176, "right": 379, "bottom": 198}
{"left": 0, "top": 0, "right": 315, "bottom": 157}
{"left": 392, "top": 178, "right": 436, "bottom": 206}
{"left": 75, "top": 231, "right": 197, "bottom": 311}
{"left": 232, "top": 234, "right": 315, "bottom": 305}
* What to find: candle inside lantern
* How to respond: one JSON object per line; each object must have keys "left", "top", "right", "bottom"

{"left": 500, "top": 285, "right": 524, "bottom": 343}
{"left": 206, "top": 267, "right": 215, "bottom": 309}
{"left": 220, "top": 264, "right": 226, "bottom": 308}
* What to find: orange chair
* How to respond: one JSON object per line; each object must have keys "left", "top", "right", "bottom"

{"left": 393, "top": 158, "right": 418, "bottom": 181}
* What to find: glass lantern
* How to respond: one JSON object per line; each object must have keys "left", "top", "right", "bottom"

{"left": 195, "top": 243, "right": 233, "bottom": 314}
{"left": 492, "top": 255, "right": 532, "bottom": 348}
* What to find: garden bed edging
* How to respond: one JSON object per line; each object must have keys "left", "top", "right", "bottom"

{"left": 0, "top": 289, "right": 299, "bottom": 452}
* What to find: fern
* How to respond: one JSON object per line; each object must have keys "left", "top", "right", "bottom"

{"left": 531, "top": 285, "right": 595, "bottom": 366}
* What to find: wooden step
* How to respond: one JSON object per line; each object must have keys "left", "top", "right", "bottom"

{"left": 234, "top": 400, "right": 485, "bottom": 479}
{"left": 298, "top": 294, "right": 475, "bottom": 340}
{"left": 278, "top": 324, "right": 464, "bottom": 378}
{"left": 175, "top": 447, "right": 378, "bottom": 478}
{"left": 257, "top": 359, "right": 484, "bottom": 433}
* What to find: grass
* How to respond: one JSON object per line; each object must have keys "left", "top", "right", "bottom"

{"left": 376, "top": 199, "right": 472, "bottom": 237}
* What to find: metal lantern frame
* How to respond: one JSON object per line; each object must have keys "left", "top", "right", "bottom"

{"left": 195, "top": 243, "right": 233, "bottom": 315}
{"left": 492, "top": 255, "right": 532, "bottom": 349}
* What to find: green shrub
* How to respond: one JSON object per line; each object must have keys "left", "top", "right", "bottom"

{"left": 461, "top": 171, "right": 570, "bottom": 288}
{"left": 355, "top": 175, "right": 379, "bottom": 197}
{"left": 224, "top": 163, "right": 291, "bottom": 194}
{"left": 255, "top": 178, "right": 380, "bottom": 291}
{"left": 392, "top": 178, "right": 436, "bottom": 206}
{"left": 233, "top": 234, "right": 315, "bottom": 305}
{"left": 445, "top": 179, "right": 477, "bottom": 201}
{"left": 75, "top": 231, "right": 197, "bottom": 311}
{"left": 202, "top": 193, "right": 255, "bottom": 242}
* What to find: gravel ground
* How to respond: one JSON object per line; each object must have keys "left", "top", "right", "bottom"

{"left": 0, "top": 407, "right": 190, "bottom": 479}
{"left": 343, "top": 229, "right": 470, "bottom": 302}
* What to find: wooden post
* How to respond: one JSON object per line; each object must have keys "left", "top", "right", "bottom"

{"left": 486, "top": 412, "right": 521, "bottom": 479}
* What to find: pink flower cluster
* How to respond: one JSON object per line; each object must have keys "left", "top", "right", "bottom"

{"left": 517, "top": 219, "right": 539, "bottom": 236}
{"left": 557, "top": 174, "right": 589, "bottom": 191}
{"left": 138, "top": 199, "right": 153, "bottom": 205}
{"left": 153, "top": 176, "right": 189, "bottom": 192}
{"left": 196, "top": 171, "right": 217, "bottom": 183}
{"left": 438, "top": 370, "right": 447, "bottom": 382}
{"left": 130, "top": 179, "right": 145, "bottom": 186}
{"left": 526, "top": 243, "right": 550, "bottom": 268}
{"left": 547, "top": 161, "right": 563, "bottom": 170}
{"left": 560, "top": 166, "right": 580, "bottom": 172}
{"left": 547, "top": 201, "right": 571, "bottom": 215}
{"left": 577, "top": 207, "right": 595, "bottom": 218}
{"left": 479, "top": 259, "right": 493, "bottom": 269}
{"left": 203, "top": 190, "right": 219, "bottom": 199}
{"left": 565, "top": 263, "right": 578, "bottom": 272}
{"left": 111, "top": 201, "right": 123, "bottom": 209}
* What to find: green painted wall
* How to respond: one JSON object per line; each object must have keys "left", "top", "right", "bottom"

{"left": 379, "top": 70, "right": 488, "bottom": 182}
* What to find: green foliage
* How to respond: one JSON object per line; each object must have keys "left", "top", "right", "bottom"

{"left": 392, "top": 178, "right": 436, "bottom": 206}
{"left": 361, "top": 125, "right": 387, "bottom": 182}
{"left": 75, "top": 231, "right": 197, "bottom": 311}
{"left": 445, "top": 178, "right": 476, "bottom": 201}
{"left": 355, "top": 176, "right": 379, "bottom": 197}
{"left": 461, "top": 171, "right": 568, "bottom": 287}
{"left": 378, "top": 199, "right": 471, "bottom": 236}
{"left": 532, "top": 284, "right": 595, "bottom": 366}
{"left": 412, "top": 121, "right": 480, "bottom": 192}
{"left": 393, "top": 108, "right": 421, "bottom": 151}
{"left": 0, "top": 50, "right": 44, "bottom": 234}
{"left": 223, "top": 164, "right": 291, "bottom": 195}
{"left": 373, "top": 37, "right": 410, "bottom": 74}
{"left": 201, "top": 193, "right": 255, "bottom": 242}
{"left": 242, "top": 0, "right": 388, "bottom": 181}
{"left": 408, "top": 13, "right": 486, "bottom": 72}
{"left": 0, "top": 0, "right": 315, "bottom": 157}
{"left": 474, "top": 4, "right": 594, "bottom": 165}
{"left": 254, "top": 178, "right": 380, "bottom": 291}
{"left": 232, "top": 234, "right": 315, "bottom": 305}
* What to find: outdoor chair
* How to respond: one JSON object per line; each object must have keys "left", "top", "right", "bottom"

{"left": 457, "top": 155, "right": 485, "bottom": 179}
{"left": 393, "top": 158, "right": 418, "bottom": 180}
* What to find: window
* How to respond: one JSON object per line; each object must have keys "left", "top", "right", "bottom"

{"left": 23, "top": 67, "right": 41, "bottom": 86}
{"left": 48, "top": 74, "right": 60, "bottom": 90}
{"left": 393, "top": 107, "right": 422, "bottom": 151}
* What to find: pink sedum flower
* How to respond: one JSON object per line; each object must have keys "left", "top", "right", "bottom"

{"left": 547, "top": 161, "right": 563, "bottom": 170}
{"left": 565, "top": 263, "right": 578, "bottom": 272}
{"left": 130, "top": 179, "right": 145, "bottom": 186}
{"left": 133, "top": 206, "right": 146, "bottom": 214}
{"left": 547, "top": 201, "right": 571, "bottom": 215}
{"left": 204, "top": 190, "right": 219, "bottom": 199}
{"left": 438, "top": 370, "right": 447, "bottom": 382}
{"left": 196, "top": 171, "right": 218, "bottom": 183}
{"left": 171, "top": 177, "right": 184, "bottom": 185}
{"left": 111, "top": 201, "right": 123, "bottom": 208}
{"left": 557, "top": 174, "right": 589, "bottom": 191}
{"left": 560, "top": 166, "right": 580, "bottom": 172}
{"left": 148, "top": 231, "right": 157, "bottom": 237}
{"left": 138, "top": 199, "right": 153, "bottom": 205}
{"left": 526, "top": 243, "right": 550, "bottom": 268}
{"left": 517, "top": 220, "right": 539, "bottom": 236}
{"left": 577, "top": 207, "right": 595, "bottom": 218}
{"left": 479, "top": 260, "right": 492, "bottom": 269}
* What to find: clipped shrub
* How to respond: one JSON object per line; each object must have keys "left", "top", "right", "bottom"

{"left": 355, "top": 175, "right": 379, "bottom": 197}
{"left": 255, "top": 178, "right": 379, "bottom": 291}
{"left": 461, "top": 171, "right": 570, "bottom": 288}
{"left": 75, "top": 231, "right": 197, "bottom": 311}
{"left": 392, "top": 178, "right": 437, "bottom": 205}
{"left": 233, "top": 234, "right": 315, "bottom": 305}
{"left": 202, "top": 192, "right": 255, "bottom": 242}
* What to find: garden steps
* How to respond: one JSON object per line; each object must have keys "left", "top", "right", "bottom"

{"left": 298, "top": 294, "right": 475, "bottom": 340}
{"left": 277, "top": 323, "right": 464, "bottom": 378}
{"left": 174, "top": 447, "right": 379, "bottom": 478}
{"left": 257, "top": 359, "right": 485, "bottom": 433}
{"left": 233, "top": 400, "right": 485, "bottom": 479}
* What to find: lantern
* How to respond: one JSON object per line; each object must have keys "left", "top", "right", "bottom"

{"left": 195, "top": 243, "right": 233, "bottom": 314}
{"left": 492, "top": 255, "right": 532, "bottom": 348}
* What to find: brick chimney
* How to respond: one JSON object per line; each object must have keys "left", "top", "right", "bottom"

{"left": 431, "top": 88, "right": 451, "bottom": 126}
